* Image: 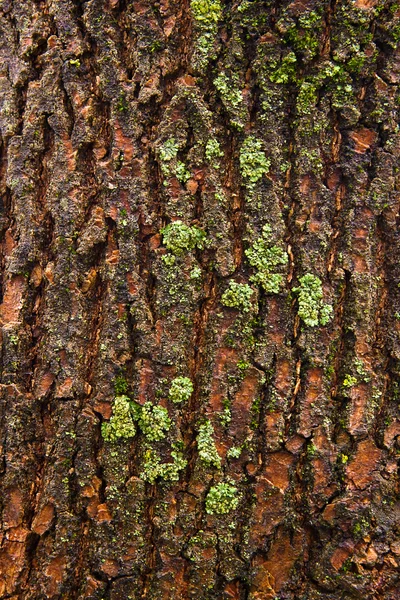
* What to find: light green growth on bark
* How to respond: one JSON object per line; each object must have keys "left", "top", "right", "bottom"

{"left": 141, "top": 445, "right": 188, "bottom": 484}
{"left": 114, "top": 375, "right": 128, "bottom": 395}
{"left": 191, "top": 0, "right": 222, "bottom": 71}
{"left": 245, "top": 225, "right": 288, "bottom": 294}
{"left": 227, "top": 446, "right": 242, "bottom": 459}
{"left": 175, "top": 161, "right": 191, "bottom": 184}
{"left": 343, "top": 375, "right": 357, "bottom": 388}
{"left": 197, "top": 420, "right": 221, "bottom": 468}
{"left": 269, "top": 52, "right": 298, "bottom": 84}
{"left": 161, "top": 221, "right": 206, "bottom": 256}
{"left": 102, "top": 396, "right": 136, "bottom": 443}
{"left": 160, "top": 137, "right": 179, "bottom": 162}
{"left": 169, "top": 376, "right": 194, "bottom": 404}
{"left": 214, "top": 73, "right": 243, "bottom": 108}
{"left": 205, "top": 138, "right": 224, "bottom": 163}
{"left": 221, "top": 281, "right": 254, "bottom": 313}
{"left": 135, "top": 402, "right": 171, "bottom": 441}
{"left": 293, "top": 274, "right": 333, "bottom": 327}
{"left": 191, "top": 0, "right": 222, "bottom": 27}
{"left": 205, "top": 482, "right": 239, "bottom": 514}
{"left": 159, "top": 139, "right": 191, "bottom": 184}
{"left": 239, "top": 136, "right": 270, "bottom": 188}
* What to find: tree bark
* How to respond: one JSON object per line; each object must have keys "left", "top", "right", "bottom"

{"left": 0, "top": 0, "right": 399, "bottom": 598}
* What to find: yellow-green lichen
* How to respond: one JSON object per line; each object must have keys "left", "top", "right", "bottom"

{"left": 221, "top": 281, "right": 254, "bottom": 313}
{"left": 205, "top": 482, "right": 239, "bottom": 514}
{"left": 197, "top": 420, "right": 221, "bottom": 468}
{"left": 161, "top": 221, "right": 206, "bottom": 256}
{"left": 239, "top": 136, "right": 270, "bottom": 189}
{"left": 134, "top": 402, "right": 171, "bottom": 441}
{"left": 141, "top": 444, "right": 187, "bottom": 484}
{"left": 102, "top": 396, "right": 136, "bottom": 443}
{"left": 245, "top": 224, "right": 288, "bottom": 294}
{"left": 169, "top": 376, "right": 194, "bottom": 404}
{"left": 293, "top": 273, "right": 333, "bottom": 327}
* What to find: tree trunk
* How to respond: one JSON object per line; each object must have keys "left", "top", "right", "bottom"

{"left": 0, "top": 0, "right": 399, "bottom": 598}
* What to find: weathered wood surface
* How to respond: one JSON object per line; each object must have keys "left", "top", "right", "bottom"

{"left": 0, "top": 0, "right": 399, "bottom": 598}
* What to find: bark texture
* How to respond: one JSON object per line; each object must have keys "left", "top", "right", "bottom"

{"left": 0, "top": 0, "right": 399, "bottom": 598}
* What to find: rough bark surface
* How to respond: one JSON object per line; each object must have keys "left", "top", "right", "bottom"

{"left": 0, "top": 0, "right": 399, "bottom": 598}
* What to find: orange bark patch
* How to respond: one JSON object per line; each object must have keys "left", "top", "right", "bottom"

{"left": 101, "top": 558, "right": 119, "bottom": 578}
{"left": 114, "top": 119, "right": 135, "bottom": 162}
{"left": 97, "top": 503, "right": 112, "bottom": 522}
{"left": 330, "top": 542, "right": 355, "bottom": 571}
{"left": 31, "top": 503, "right": 54, "bottom": 535}
{"left": 259, "top": 529, "right": 304, "bottom": 591}
{"left": 355, "top": 0, "right": 378, "bottom": 7}
{"left": 350, "top": 128, "right": 377, "bottom": 153}
{"left": 36, "top": 371, "right": 55, "bottom": 398}
{"left": 0, "top": 275, "right": 26, "bottom": 325}
{"left": 3, "top": 488, "right": 23, "bottom": 529}
{"left": 0, "top": 541, "right": 25, "bottom": 595}
{"left": 348, "top": 383, "right": 369, "bottom": 435}
{"left": 45, "top": 556, "right": 67, "bottom": 596}
{"left": 264, "top": 452, "right": 294, "bottom": 492}
{"left": 346, "top": 439, "right": 382, "bottom": 489}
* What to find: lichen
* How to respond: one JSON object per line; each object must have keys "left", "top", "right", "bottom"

{"left": 161, "top": 221, "right": 206, "bottom": 256}
{"left": 239, "top": 136, "right": 270, "bottom": 189}
{"left": 205, "top": 138, "right": 224, "bottom": 163}
{"left": 102, "top": 395, "right": 136, "bottom": 443}
{"left": 205, "top": 482, "right": 239, "bottom": 514}
{"left": 169, "top": 376, "right": 194, "bottom": 404}
{"left": 159, "top": 138, "right": 191, "bottom": 184}
{"left": 293, "top": 274, "right": 333, "bottom": 327}
{"left": 134, "top": 402, "right": 171, "bottom": 441}
{"left": 245, "top": 224, "right": 288, "bottom": 294}
{"left": 221, "top": 281, "right": 254, "bottom": 313}
{"left": 191, "top": 0, "right": 222, "bottom": 71}
{"left": 197, "top": 420, "right": 221, "bottom": 468}
{"left": 141, "top": 444, "right": 187, "bottom": 484}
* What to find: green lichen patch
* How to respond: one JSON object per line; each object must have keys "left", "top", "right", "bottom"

{"left": 213, "top": 72, "right": 247, "bottom": 129}
{"left": 221, "top": 281, "right": 254, "bottom": 313}
{"left": 102, "top": 395, "right": 136, "bottom": 443}
{"left": 141, "top": 445, "right": 187, "bottom": 484}
{"left": 293, "top": 274, "right": 333, "bottom": 327}
{"left": 205, "top": 482, "right": 239, "bottom": 514}
{"left": 245, "top": 224, "right": 288, "bottom": 294}
{"left": 161, "top": 221, "right": 206, "bottom": 256}
{"left": 169, "top": 376, "right": 194, "bottom": 404}
{"left": 205, "top": 138, "right": 224, "bottom": 163}
{"left": 191, "top": 0, "right": 222, "bottom": 72}
{"left": 197, "top": 420, "right": 221, "bottom": 468}
{"left": 239, "top": 136, "right": 270, "bottom": 189}
{"left": 159, "top": 138, "right": 191, "bottom": 185}
{"left": 269, "top": 51, "right": 298, "bottom": 84}
{"left": 134, "top": 402, "right": 171, "bottom": 441}
{"left": 343, "top": 374, "right": 357, "bottom": 388}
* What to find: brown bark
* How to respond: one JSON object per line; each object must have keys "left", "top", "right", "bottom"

{"left": 0, "top": 0, "right": 399, "bottom": 598}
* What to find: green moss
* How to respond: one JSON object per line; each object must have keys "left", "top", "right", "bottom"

{"left": 161, "top": 221, "right": 206, "bottom": 256}
{"left": 293, "top": 274, "right": 333, "bottom": 327}
{"left": 221, "top": 281, "right": 254, "bottom": 313}
{"left": 205, "top": 482, "right": 239, "bottom": 514}
{"left": 134, "top": 402, "right": 171, "bottom": 441}
{"left": 197, "top": 420, "right": 221, "bottom": 468}
{"left": 239, "top": 136, "right": 270, "bottom": 189}
{"left": 169, "top": 376, "right": 194, "bottom": 404}
{"left": 102, "top": 396, "right": 136, "bottom": 443}
{"left": 245, "top": 224, "right": 288, "bottom": 293}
